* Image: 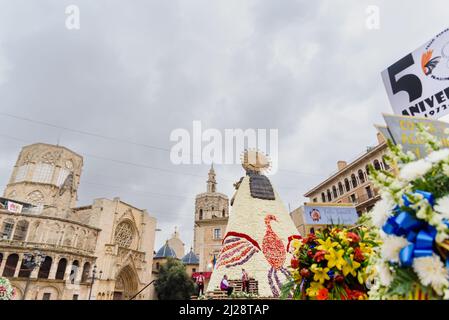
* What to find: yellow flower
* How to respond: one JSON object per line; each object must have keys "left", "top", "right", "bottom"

{"left": 325, "top": 248, "right": 346, "bottom": 270}
{"left": 357, "top": 269, "right": 367, "bottom": 284}
{"left": 290, "top": 239, "right": 302, "bottom": 252}
{"left": 311, "top": 264, "right": 330, "bottom": 284}
{"left": 359, "top": 242, "right": 373, "bottom": 255}
{"left": 306, "top": 281, "right": 324, "bottom": 297}
{"left": 342, "top": 255, "right": 361, "bottom": 277}
{"left": 317, "top": 238, "right": 338, "bottom": 252}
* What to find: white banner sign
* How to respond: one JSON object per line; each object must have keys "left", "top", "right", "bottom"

{"left": 7, "top": 201, "right": 23, "bottom": 214}
{"left": 382, "top": 28, "right": 449, "bottom": 119}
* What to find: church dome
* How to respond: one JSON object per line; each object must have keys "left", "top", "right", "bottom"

{"left": 181, "top": 249, "right": 199, "bottom": 265}
{"left": 154, "top": 241, "right": 177, "bottom": 258}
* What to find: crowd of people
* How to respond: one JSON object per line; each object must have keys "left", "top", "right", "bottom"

{"left": 194, "top": 268, "right": 251, "bottom": 297}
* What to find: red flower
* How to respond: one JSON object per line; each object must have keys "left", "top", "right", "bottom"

{"left": 307, "top": 250, "right": 314, "bottom": 258}
{"left": 313, "top": 250, "right": 326, "bottom": 263}
{"left": 344, "top": 288, "right": 365, "bottom": 300}
{"left": 354, "top": 247, "right": 365, "bottom": 262}
{"left": 304, "top": 234, "right": 316, "bottom": 244}
{"left": 347, "top": 232, "right": 361, "bottom": 244}
{"left": 300, "top": 268, "right": 311, "bottom": 278}
{"left": 291, "top": 258, "right": 299, "bottom": 269}
{"left": 334, "top": 274, "right": 344, "bottom": 283}
{"left": 317, "top": 288, "right": 329, "bottom": 300}
{"left": 350, "top": 290, "right": 365, "bottom": 300}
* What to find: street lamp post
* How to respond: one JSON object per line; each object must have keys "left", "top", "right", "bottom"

{"left": 22, "top": 250, "right": 46, "bottom": 300}
{"left": 88, "top": 265, "right": 102, "bottom": 300}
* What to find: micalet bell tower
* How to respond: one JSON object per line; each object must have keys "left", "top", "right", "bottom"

{"left": 193, "top": 165, "right": 229, "bottom": 272}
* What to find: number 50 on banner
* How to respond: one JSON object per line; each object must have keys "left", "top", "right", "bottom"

{"left": 381, "top": 28, "right": 449, "bottom": 119}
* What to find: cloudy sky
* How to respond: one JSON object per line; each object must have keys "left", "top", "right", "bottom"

{"left": 1, "top": 0, "right": 449, "bottom": 252}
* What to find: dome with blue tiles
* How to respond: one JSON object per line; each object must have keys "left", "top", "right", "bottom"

{"left": 181, "top": 248, "right": 199, "bottom": 265}
{"left": 154, "top": 241, "right": 177, "bottom": 258}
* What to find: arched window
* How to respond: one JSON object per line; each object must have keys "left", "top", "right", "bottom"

{"left": 373, "top": 159, "right": 381, "bottom": 171}
{"left": 351, "top": 174, "right": 358, "bottom": 188}
{"left": 199, "top": 209, "right": 203, "bottom": 220}
{"left": 321, "top": 193, "right": 326, "bottom": 202}
{"left": 0, "top": 253, "right": 3, "bottom": 267}
{"left": 18, "top": 258, "right": 32, "bottom": 278}
{"left": 114, "top": 222, "right": 134, "bottom": 248}
{"left": 70, "top": 260, "right": 79, "bottom": 284}
{"left": 332, "top": 186, "right": 338, "bottom": 198}
{"left": 14, "top": 164, "right": 30, "bottom": 183}
{"left": 358, "top": 169, "right": 365, "bottom": 183}
{"left": 222, "top": 209, "right": 225, "bottom": 217}
{"left": 55, "top": 258, "right": 67, "bottom": 280}
{"left": 344, "top": 178, "right": 351, "bottom": 192}
{"left": 383, "top": 156, "right": 390, "bottom": 170}
{"left": 2, "top": 219, "right": 15, "bottom": 240}
{"left": 327, "top": 189, "right": 332, "bottom": 202}
{"left": 13, "top": 220, "right": 29, "bottom": 241}
{"left": 81, "top": 262, "right": 91, "bottom": 283}
{"left": 38, "top": 256, "right": 52, "bottom": 279}
{"left": 338, "top": 182, "right": 344, "bottom": 195}
{"left": 366, "top": 165, "right": 370, "bottom": 176}
{"left": 32, "top": 163, "right": 54, "bottom": 183}
{"left": 2, "top": 253, "right": 19, "bottom": 277}
{"left": 156, "top": 262, "right": 160, "bottom": 270}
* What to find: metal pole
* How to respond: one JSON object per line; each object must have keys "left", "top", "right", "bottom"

{"left": 128, "top": 280, "right": 155, "bottom": 300}
{"left": 22, "top": 275, "right": 32, "bottom": 300}
{"left": 88, "top": 266, "right": 97, "bottom": 300}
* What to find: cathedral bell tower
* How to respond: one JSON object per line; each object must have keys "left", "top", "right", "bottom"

{"left": 193, "top": 165, "right": 229, "bottom": 272}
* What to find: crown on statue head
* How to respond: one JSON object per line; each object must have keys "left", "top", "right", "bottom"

{"left": 240, "top": 149, "right": 272, "bottom": 174}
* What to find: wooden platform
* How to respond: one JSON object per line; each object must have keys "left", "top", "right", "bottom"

{"left": 206, "top": 279, "right": 258, "bottom": 299}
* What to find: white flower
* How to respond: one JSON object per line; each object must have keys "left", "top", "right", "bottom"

{"left": 444, "top": 289, "right": 449, "bottom": 300}
{"left": 413, "top": 254, "right": 449, "bottom": 296}
{"left": 377, "top": 262, "right": 393, "bottom": 286}
{"left": 426, "top": 149, "right": 449, "bottom": 164}
{"left": 399, "top": 159, "right": 432, "bottom": 182}
{"left": 370, "top": 198, "right": 395, "bottom": 228}
{"left": 381, "top": 235, "right": 409, "bottom": 263}
{"left": 435, "top": 195, "right": 449, "bottom": 219}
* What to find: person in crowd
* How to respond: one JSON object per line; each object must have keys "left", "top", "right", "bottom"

{"left": 196, "top": 272, "right": 205, "bottom": 296}
{"left": 242, "top": 268, "right": 250, "bottom": 293}
{"left": 220, "top": 274, "right": 233, "bottom": 296}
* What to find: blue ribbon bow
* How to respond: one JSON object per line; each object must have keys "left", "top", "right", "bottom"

{"left": 382, "top": 190, "right": 436, "bottom": 267}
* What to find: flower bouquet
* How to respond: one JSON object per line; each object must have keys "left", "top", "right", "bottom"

{"left": 282, "top": 225, "right": 379, "bottom": 300}
{"left": 368, "top": 126, "right": 449, "bottom": 299}
{"left": 0, "top": 277, "right": 15, "bottom": 300}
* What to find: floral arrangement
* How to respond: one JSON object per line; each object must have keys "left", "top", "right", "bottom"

{"left": 368, "top": 126, "right": 449, "bottom": 299}
{"left": 0, "top": 277, "right": 15, "bottom": 300}
{"left": 229, "top": 291, "right": 259, "bottom": 299}
{"left": 282, "top": 225, "right": 379, "bottom": 300}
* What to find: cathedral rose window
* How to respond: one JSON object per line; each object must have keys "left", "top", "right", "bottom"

{"left": 114, "top": 222, "right": 134, "bottom": 248}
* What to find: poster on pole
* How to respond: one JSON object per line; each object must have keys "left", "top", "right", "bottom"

{"left": 382, "top": 28, "right": 449, "bottom": 119}
{"left": 303, "top": 204, "right": 358, "bottom": 226}
{"left": 381, "top": 113, "right": 449, "bottom": 159}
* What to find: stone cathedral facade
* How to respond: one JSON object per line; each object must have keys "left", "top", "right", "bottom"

{"left": 0, "top": 143, "right": 157, "bottom": 300}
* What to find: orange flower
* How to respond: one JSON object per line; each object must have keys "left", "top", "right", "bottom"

{"left": 317, "top": 288, "right": 329, "bottom": 300}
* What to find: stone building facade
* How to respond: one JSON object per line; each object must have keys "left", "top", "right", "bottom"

{"left": 0, "top": 143, "right": 157, "bottom": 300}
{"left": 193, "top": 165, "right": 229, "bottom": 276}
{"left": 303, "top": 133, "right": 390, "bottom": 216}
{"left": 294, "top": 134, "right": 391, "bottom": 235}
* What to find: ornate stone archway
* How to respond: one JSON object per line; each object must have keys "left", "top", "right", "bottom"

{"left": 113, "top": 265, "right": 138, "bottom": 300}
